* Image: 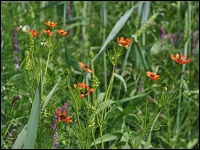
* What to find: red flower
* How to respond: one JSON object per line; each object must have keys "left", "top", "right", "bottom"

{"left": 29, "top": 30, "right": 38, "bottom": 38}
{"left": 170, "top": 53, "right": 190, "bottom": 65}
{"left": 146, "top": 71, "right": 160, "bottom": 80}
{"left": 42, "top": 29, "right": 55, "bottom": 36}
{"left": 117, "top": 37, "right": 131, "bottom": 49}
{"left": 55, "top": 109, "right": 72, "bottom": 123}
{"left": 80, "top": 88, "right": 94, "bottom": 98}
{"left": 45, "top": 21, "right": 57, "bottom": 28}
{"left": 79, "top": 62, "right": 92, "bottom": 73}
{"left": 74, "top": 82, "right": 94, "bottom": 98}
{"left": 58, "top": 29, "right": 67, "bottom": 36}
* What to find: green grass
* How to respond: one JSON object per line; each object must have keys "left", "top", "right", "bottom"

{"left": 1, "top": 1, "right": 199, "bottom": 149}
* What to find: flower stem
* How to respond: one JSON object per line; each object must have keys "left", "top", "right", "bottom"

{"left": 66, "top": 76, "right": 84, "bottom": 147}
{"left": 104, "top": 65, "right": 115, "bottom": 101}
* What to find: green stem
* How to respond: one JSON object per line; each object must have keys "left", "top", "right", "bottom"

{"left": 77, "top": 71, "right": 84, "bottom": 84}
{"left": 90, "top": 58, "right": 97, "bottom": 106}
{"left": 97, "top": 115, "right": 104, "bottom": 149}
{"left": 104, "top": 65, "right": 115, "bottom": 101}
{"left": 173, "top": 41, "right": 188, "bottom": 148}
{"left": 91, "top": 127, "right": 97, "bottom": 149}
{"left": 42, "top": 50, "right": 51, "bottom": 98}
{"left": 66, "top": 76, "right": 83, "bottom": 147}
{"left": 144, "top": 94, "right": 149, "bottom": 129}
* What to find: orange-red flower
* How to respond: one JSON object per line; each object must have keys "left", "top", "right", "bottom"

{"left": 170, "top": 53, "right": 190, "bottom": 65}
{"left": 146, "top": 71, "right": 160, "bottom": 80}
{"left": 29, "top": 30, "right": 38, "bottom": 38}
{"left": 74, "top": 82, "right": 94, "bottom": 98}
{"left": 74, "top": 82, "right": 88, "bottom": 89}
{"left": 80, "top": 88, "right": 94, "bottom": 98}
{"left": 55, "top": 109, "right": 72, "bottom": 123}
{"left": 117, "top": 37, "right": 131, "bottom": 49}
{"left": 45, "top": 21, "right": 57, "bottom": 28}
{"left": 58, "top": 29, "right": 67, "bottom": 36}
{"left": 79, "top": 62, "right": 92, "bottom": 73}
{"left": 42, "top": 29, "right": 55, "bottom": 36}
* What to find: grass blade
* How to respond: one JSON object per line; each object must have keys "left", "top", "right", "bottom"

{"left": 43, "top": 77, "right": 61, "bottom": 107}
{"left": 92, "top": 1, "right": 145, "bottom": 61}
{"left": 12, "top": 124, "right": 27, "bottom": 149}
{"left": 146, "top": 109, "right": 162, "bottom": 148}
{"left": 23, "top": 76, "right": 42, "bottom": 149}
{"left": 114, "top": 73, "right": 127, "bottom": 92}
{"left": 91, "top": 132, "right": 122, "bottom": 146}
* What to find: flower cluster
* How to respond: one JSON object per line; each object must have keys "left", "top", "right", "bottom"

{"left": 42, "top": 20, "right": 68, "bottom": 37}
{"left": 74, "top": 82, "right": 94, "bottom": 98}
{"left": 51, "top": 103, "right": 72, "bottom": 149}
{"left": 13, "top": 26, "right": 19, "bottom": 71}
{"left": 117, "top": 37, "right": 131, "bottom": 49}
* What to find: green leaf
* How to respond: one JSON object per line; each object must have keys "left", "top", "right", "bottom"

{"left": 114, "top": 73, "right": 127, "bottom": 92}
{"left": 23, "top": 76, "right": 42, "bottom": 149}
{"left": 43, "top": 77, "right": 61, "bottom": 107}
{"left": 92, "top": 1, "right": 145, "bottom": 61}
{"left": 91, "top": 132, "right": 123, "bottom": 146}
{"left": 146, "top": 109, "right": 162, "bottom": 149}
{"left": 187, "top": 138, "right": 198, "bottom": 149}
{"left": 12, "top": 124, "right": 27, "bottom": 149}
{"left": 150, "top": 40, "right": 162, "bottom": 55}
{"left": 97, "top": 93, "right": 105, "bottom": 102}
{"left": 97, "top": 100, "right": 119, "bottom": 113}
{"left": 135, "top": 43, "right": 148, "bottom": 70}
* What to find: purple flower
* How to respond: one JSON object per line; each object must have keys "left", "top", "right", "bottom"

{"left": 60, "top": 102, "right": 70, "bottom": 112}
{"left": 52, "top": 121, "right": 56, "bottom": 130}
{"left": 13, "top": 26, "right": 19, "bottom": 71}
{"left": 191, "top": 30, "right": 199, "bottom": 56}
{"left": 51, "top": 102, "right": 71, "bottom": 149}
{"left": 52, "top": 142, "right": 59, "bottom": 149}
{"left": 160, "top": 26, "right": 165, "bottom": 42}
{"left": 13, "top": 27, "right": 19, "bottom": 54}
{"left": 176, "top": 30, "right": 183, "bottom": 44}
{"left": 67, "top": 1, "right": 71, "bottom": 19}
{"left": 53, "top": 132, "right": 58, "bottom": 140}
{"left": 52, "top": 131, "right": 59, "bottom": 149}
{"left": 166, "top": 34, "right": 176, "bottom": 46}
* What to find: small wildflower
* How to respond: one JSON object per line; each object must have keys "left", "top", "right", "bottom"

{"left": 74, "top": 82, "right": 94, "bottom": 98}
{"left": 20, "top": 25, "right": 30, "bottom": 32}
{"left": 42, "top": 29, "right": 55, "bottom": 36}
{"left": 55, "top": 109, "right": 72, "bottom": 123}
{"left": 191, "top": 30, "right": 199, "bottom": 56}
{"left": 146, "top": 71, "right": 160, "bottom": 80}
{"left": 29, "top": 30, "right": 38, "bottom": 38}
{"left": 13, "top": 26, "right": 19, "bottom": 71}
{"left": 58, "top": 29, "right": 67, "bottom": 36}
{"left": 45, "top": 21, "right": 57, "bottom": 28}
{"left": 167, "top": 34, "right": 176, "bottom": 45}
{"left": 67, "top": 1, "right": 71, "bottom": 19}
{"left": 80, "top": 88, "right": 94, "bottom": 98}
{"left": 117, "top": 37, "right": 131, "bottom": 49}
{"left": 79, "top": 62, "right": 92, "bottom": 73}
{"left": 170, "top": 53, "right": 190, "bottom": 65}
{"left": 160, "top": 26, "right": 165, "bottom": 42}
{"left": 78, "top": 82, "right": 88, "bottom": 89}
{"left": 163, "top": 87, "right": 168, "bottom": 91}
